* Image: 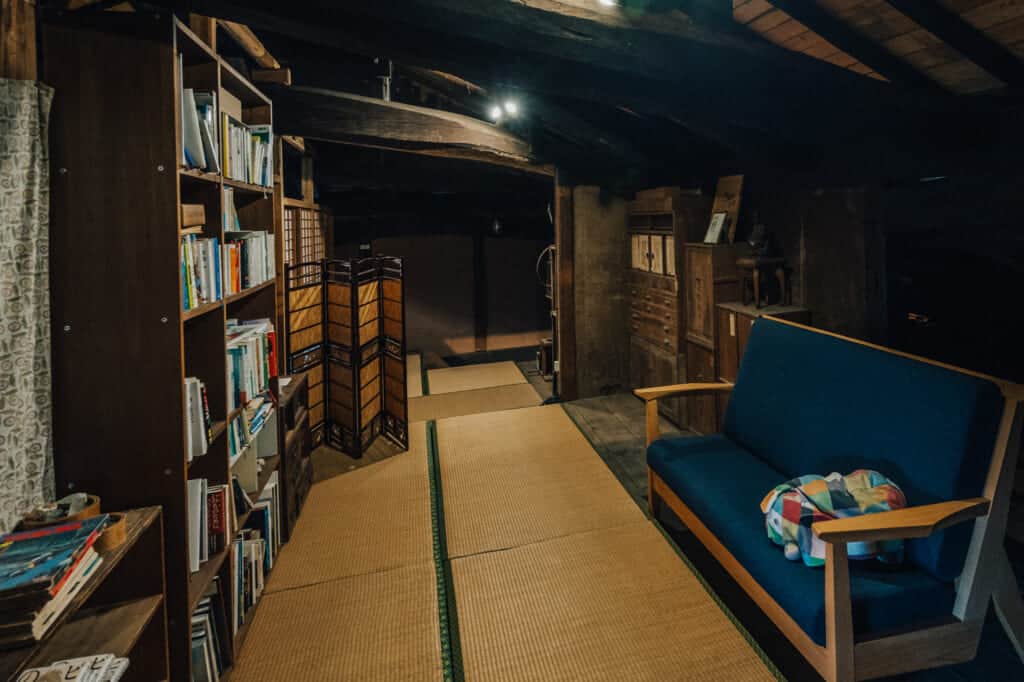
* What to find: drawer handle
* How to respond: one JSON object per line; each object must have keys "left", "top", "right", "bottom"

{"left": 663, "top": 326, "right": 670, "bottom": 332}
{"left": 631, "top": 313, "right": 639, "bottom": 319}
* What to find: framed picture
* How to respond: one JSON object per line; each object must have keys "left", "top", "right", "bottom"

{"left": 704, "top": 212, "right": 728, "bottom": 244}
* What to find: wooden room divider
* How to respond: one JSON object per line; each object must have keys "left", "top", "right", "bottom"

{"left": 284, "top": 256, "right": 409, "bottom": 457}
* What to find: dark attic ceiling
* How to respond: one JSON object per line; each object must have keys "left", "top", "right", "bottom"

{"left": 143, "top": 0, "right": 1024, "bottom": 188}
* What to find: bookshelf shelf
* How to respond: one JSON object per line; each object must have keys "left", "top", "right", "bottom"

{"left": 47, "top": 14, "right": 289, "bottom": 681}
{"left": 222, "top": 176, "right": 273, "bottom": 195}
{"left": 224, "top": 279, "right": 274, "bottom": 305}
{"left": 179, "top": 167, "right": 221, "bottom": 184}
{"left": 32, "top": 596, "right": 164, "bottom": 665}
{"left": 0, "top": 508, "right": 167, "bottom": 680}
{"left": 188, "top": 547, "right": 230, "bottom": 614}
{"left": 183, "top": 299, "right": 223, "bottom": 322}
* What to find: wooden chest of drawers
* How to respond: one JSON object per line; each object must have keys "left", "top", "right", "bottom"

{"left": 716, "top": 302, "right": 811, "bottom": 383}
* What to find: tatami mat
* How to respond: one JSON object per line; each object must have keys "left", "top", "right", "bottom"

{"left": 265, "top": 422, "right": 433, "bottom": 593}
{"left": 407, "top": 353, "right": 424, "bottom": 398}
{"left": 452, "top": 522, "right": 775, "bottom": 682}
{"left": 231, "top": 562, "right": 443, "bottom": 682}
{"left": 436, "top": 405, "right": 645, "bottom": 558}
{"left": 426, "top": 361, "right": 527, "bottom": 394}
{"left": 409, "top": 383, "right": 542, "bottom": 422}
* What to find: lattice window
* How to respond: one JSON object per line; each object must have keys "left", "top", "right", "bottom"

{"left": 310, "top": 210, "right": 325, "bottom": 261}
{"left": 283, "top": 207, "right": 296, "bottom": 265}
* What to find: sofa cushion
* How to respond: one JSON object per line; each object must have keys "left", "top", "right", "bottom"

{"left": 722, "top": 318, "right": 1004, "bottom": 582}
{"left": 648, "top": 435, "right": 956, "bottom": 646}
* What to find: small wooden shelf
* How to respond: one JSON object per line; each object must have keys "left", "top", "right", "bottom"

{"left": 30, "top": 596, "right": 164, "bottom": 666}
{"left": 254, "top": 455, "right": 280, "bottom": 498}
{"left": 219, "top": 61, "right": 272, "bottom": 108}
{"left": 222, "top": 176, "right": 274, "bottom": 195}
{"left": 179, "top": 167, "right": 221, "bottom": 185}
{"left": 0, "top": 508, "right": 165, "bottom": 681}
{"left": 188, "top": 547, "right": 230, "bottom": 613}
{"left": 224, "top": 280, "right": 274, "bottom": 305}
{"left": 228, "top": 406, "right": 276, "bottom": 468}
{"left": 183, "top": 299, "right": 223, "bottom": 322}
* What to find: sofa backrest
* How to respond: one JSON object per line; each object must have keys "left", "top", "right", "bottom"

{"left": 723, "top": 317, "right": 1005, "bottom": 582}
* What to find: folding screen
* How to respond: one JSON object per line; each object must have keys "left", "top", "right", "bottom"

{"left": 284, "top": 257, "right": 408, "bottom": 457}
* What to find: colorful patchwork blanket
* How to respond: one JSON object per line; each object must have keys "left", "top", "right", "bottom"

{"left": 760, "top": 469, "right": 907, "bottom": 567}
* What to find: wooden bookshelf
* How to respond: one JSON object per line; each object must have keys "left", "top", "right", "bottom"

{"left": 0, "top": 508, "right": 168, "bottom": 682}
{"left": 44, "top": 13, "right": 289, "bottom": 682}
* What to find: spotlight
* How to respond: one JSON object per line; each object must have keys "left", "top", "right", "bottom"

{"left": 489, "top": 105, "right": 503, "bottom": 122}
{"left": 598, "top": 0, "right": 618, "bottom": 6}
{"left": 504, "top": 100, "right": 519, "bottom": 116}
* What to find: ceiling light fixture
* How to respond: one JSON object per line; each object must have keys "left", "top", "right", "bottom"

{"left": 504, "top": 100, "right": 519, "bottom": 116}
{"left": 489, "top": 105, "right": 504, "bottom": 122}
{"left": 598, "top": 0, "right": 618, "bottom": 6}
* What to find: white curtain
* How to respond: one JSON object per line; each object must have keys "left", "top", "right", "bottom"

{"left": 0, "top": 79, "right": 55, "bottom": 532}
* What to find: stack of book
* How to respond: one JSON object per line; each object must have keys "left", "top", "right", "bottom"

{"left": 226, "top": 319, "right": 277, "bottom": 412}
{"left": 191, "top": 580, "right": 230, "bottom": 682}
{"left": 227, "top": 393, "right": 274, "bottom": 465}
{"left": 181, "top": 85, "right": 219, "bottom": 174}
{"left": 187, "top": 480, "right": 232, "bottom": 573}
{"left": 17, "top": 653, "right": 129, "bottom": 681}
{"left": 221, "top": 114, "right": 272, "bottom": 187}
{"left": 181, "top": 235, "right": 222, "bottom": 311}
{"left": 185, "top": 377, "right": 213, "bottom": 463}
{"left": 0, "top": 515, "right": 109, "bottom": 649}
{"left": 222, "top": 231, "right": 275, "bottom": 296}
{"left": 227, "top": 472, "right": 282, "bottom": 635}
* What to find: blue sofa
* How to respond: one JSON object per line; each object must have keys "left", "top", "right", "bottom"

{"left": 637, "top": 317, "right": 1024, "bottom": 682}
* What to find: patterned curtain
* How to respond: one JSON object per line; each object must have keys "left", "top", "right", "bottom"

{"left": 0, "top": 79, "right": 55, "bottom": 532}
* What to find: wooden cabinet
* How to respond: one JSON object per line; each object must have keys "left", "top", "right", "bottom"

{"left": 716, "top": 302, "right": 811, "bottom": 383}
{"left": 626, "top": 189, "right": 710, "bottom": 426}
{"left": 680, "top": 243, "right": 742, "bottom": 434}
{"left": 684, "top": 244, "right": 741, "bottom": 348}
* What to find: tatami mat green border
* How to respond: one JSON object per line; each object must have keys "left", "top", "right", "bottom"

{"left": 559, "top": 404, "right": 786, "bottom": 681}
{"left": 427, "top": 420, "right": 465, "bottom": 682}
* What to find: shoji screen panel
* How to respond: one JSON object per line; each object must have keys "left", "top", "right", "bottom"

{"left": 285, "top": 262, "right": 326, "bottom": 444}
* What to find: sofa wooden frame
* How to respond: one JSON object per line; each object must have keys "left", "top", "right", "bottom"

{"left": 637, "top": 317, "right": 1024, "bottom": 682}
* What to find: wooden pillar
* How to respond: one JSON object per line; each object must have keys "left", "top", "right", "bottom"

{"left": 472, "top": 229, "right": 488, "bottom": 352}
{"left": 1, "top": 0, "right": 37, "bottom": 80}
{"left": 555, "top": 172, "right": 577, "bottom": 400}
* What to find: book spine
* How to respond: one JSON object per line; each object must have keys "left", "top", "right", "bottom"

{"left": 201, "top": 382, "right": 213, "bottom": 441}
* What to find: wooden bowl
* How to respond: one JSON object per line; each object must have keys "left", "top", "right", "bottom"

{"left": 95, "top": 513, "right": 127, "bottom": 553}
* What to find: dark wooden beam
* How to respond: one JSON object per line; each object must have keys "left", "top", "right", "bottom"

{"left": 766, "top": 0, "right": 940, "bottom": 90}
{"left": 885, "top": 0, "right": 1024, "bottom": 89}
{"left": 266, "top": 84, "right": 544, "bottom": 168}
{"left": 554, "top": 175, "right": 576, "bottom": 401}
{"left": 1, "top": 0, "right": 37, "bottom": 79}
{"left": 190, "top": 0, "right": 932, "bottom": 141}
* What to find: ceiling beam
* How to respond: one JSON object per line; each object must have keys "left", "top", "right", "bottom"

{"left": 190, "top": 0, "right": 927, "bottom": 140}
{"left": 765, "top": 0, "right": 941, "bottom": 91}
{"left": 218, "top": 19, "right": 280, "bottom": 68}
{"left": 885, "top": 0, "right": 1024, "bottom": 90}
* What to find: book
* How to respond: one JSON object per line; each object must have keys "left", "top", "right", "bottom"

{"left": 187, "top": 479, "right": 205, "bottom": 573}
{"left": 0, "top": 549, "right": 103, "bottom": 647}
{"left": 181, "top": 88, "right": 207, "bottom": 170}
{"left": 0, "top": 515, "right": 108, "bottom": 597}
{"left": 194, "top": 90, "right": 220, "bottom": 174}
{"left": 206, "top": 485, "right": 228, "bottom": 555}
{"left": 184, "top": 378, "right": 210, "bottom": 461}
{"left": 181, "top": 235, "right": 221, "bottom": 310}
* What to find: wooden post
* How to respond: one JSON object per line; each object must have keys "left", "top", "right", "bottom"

{"left": 824, "top": 542, "right": 855, "bottom": 682}
{"left": 554, "top": 172, "right": 577, "bottom": 400}
{"left": 1, "top": 0, "right": 37, "bottom": 80}
{"left": 645, "top": 399, "right": 660, "bottom": 447}
{"left": 188, "top": 14, "right": 217, "bottom": 52}
{"left": 472, "top": 230, "right": 487, "bottom": 352}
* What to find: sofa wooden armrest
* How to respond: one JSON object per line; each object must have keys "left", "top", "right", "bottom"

{"left": 634, "top": 382, "right": 734, "bottom": 446}
{"left": 633, "top": 382, "right": 734, "bottom": 402}
{"left": 812, "top": 498, "right": 990, "bottom": 544}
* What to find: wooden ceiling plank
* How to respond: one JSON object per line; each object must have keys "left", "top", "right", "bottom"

{"left": 218, "top": 19, "right": 280, "bottom": 69}
{"left": 764, "top": 0, "right": 939, "bottom": 87}
{"left": 885, "top": 0, "right": 1024, "bottom": 88}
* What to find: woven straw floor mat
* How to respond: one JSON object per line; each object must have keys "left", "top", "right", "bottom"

{"left": 409, "top": 383, "right": 541, "bottom": 422}
{"left": 230, "top": 562, "right": 443, "bottom": 682}
{"left": 426, "top": 361, "right": 527, "bottom": 394}
{"left": 452, "top": 522, "right": 775, "bottom": 682}
{"left": 264, "top": 422, "right": 433, "bottom": 593}
{"left": 436, "top": 405, "right": 645, "bottom": 558}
